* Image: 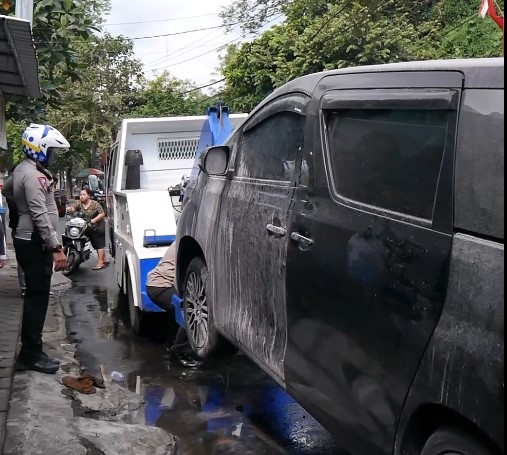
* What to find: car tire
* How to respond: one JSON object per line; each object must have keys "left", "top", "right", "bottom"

{"left": 183, "top": 257, "right": 237, "bottom": 359}
{"left": 421, "top": 427, "right": 496, "bottom": 455}
{"left": 126, "top": 268, "right": 144, "bottom": 336}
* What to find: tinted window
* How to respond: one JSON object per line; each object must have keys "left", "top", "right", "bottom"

{"left": 235, "top": 112, "right": 305, "bottom": 182}
{"left": 327, "top": 109, "right": 449, "bottom": 220}
{"left": 455, "top": 90, "right": 504, "bottom": 240}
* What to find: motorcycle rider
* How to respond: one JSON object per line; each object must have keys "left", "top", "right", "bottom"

{"left": 5, "top": 124, "right": 69, "bottom": 374}
{"left": 66, "top": 187, "right": 107, "bottom": 270}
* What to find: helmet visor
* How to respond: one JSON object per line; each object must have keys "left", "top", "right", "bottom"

{"left": 46, "top": 146, "right": 68, "bottom": 167}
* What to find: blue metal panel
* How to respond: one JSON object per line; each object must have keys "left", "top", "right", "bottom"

{"left": 171, "top": 294, "right": 185, "bottom": 327}
{"left": 139, "top": 257, "right": 165, "bottom": 313}
{"left": 143, "top": 234, "right": 176, "bottom": 248}
{"left": 190, "top": 104, "right": 235, "bottom": 182}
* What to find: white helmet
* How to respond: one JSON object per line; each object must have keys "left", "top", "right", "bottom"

{"left": 22, "top": 124, "right": 70, "bottom": 167}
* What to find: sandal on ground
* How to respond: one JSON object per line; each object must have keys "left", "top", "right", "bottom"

{"left": 93, "top": 265, "right": 107, "bottom": 271}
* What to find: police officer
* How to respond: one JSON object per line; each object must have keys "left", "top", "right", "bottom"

{"left": 5, "top": 124, "right": 70, "bottom": 374}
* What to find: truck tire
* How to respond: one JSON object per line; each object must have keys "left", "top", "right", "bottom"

{"left": 126, "top": 268, "right": 144, "bottom": 336}
{"left": 183, "top": 257, "right": 237, "bottom": 360}
{"left": 421, "top": 427, "right": 497, "bottom": 455}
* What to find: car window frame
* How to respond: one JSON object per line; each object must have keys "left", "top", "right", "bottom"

{"left": 320, "top": 88, "right": 460, "bottom": 231}
{"left": 230, "top": 93, "right": 310, "bottom": 186}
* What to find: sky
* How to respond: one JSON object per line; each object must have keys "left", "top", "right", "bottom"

{"left": 103, "top": 0, "right": 247, "bottom": 89}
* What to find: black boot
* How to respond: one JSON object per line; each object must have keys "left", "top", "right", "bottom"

{"left": 17, "top": 356, "right": 60, "bottom": 374}
{"left": 18, "top": 350, "right": 60, "bottom": 372}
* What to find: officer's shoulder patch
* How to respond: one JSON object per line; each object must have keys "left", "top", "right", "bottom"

{"left": 38, "top": 176, "right": 47, "bottom": 190}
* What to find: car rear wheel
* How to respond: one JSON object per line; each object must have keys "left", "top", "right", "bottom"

{"left": 183, "top": 257, "right": 236, "bottom": 359}
{"left": 421, "top": 427, "right": 497, "bottom": 455}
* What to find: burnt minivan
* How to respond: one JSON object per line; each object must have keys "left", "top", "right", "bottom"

{"left": 175, "top": 59, "right": 504, "bottom": 455}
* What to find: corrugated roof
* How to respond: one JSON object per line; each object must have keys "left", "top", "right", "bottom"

{"left": 0, "top": 15, "right": 40, "bottom": 98}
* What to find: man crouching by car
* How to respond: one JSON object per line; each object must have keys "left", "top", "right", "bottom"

{"left": 146, "top": 242, "right": 203, "bottom": 368}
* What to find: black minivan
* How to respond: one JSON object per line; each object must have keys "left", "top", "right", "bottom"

{"left": 175, "top": 58, "right": 504, "bottom": 455}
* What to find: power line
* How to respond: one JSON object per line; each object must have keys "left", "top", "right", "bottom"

{"left": 143, "top": 28, "right": 232, "bottom": 69}
{"left": 34, "top": 21, "right": 243, "bottom": 44}
{"left": 105, "top": 12, "right": 220, "bottom": 26}
{"left": 308, "top": 0, "right": 353, "bottom": 43}
{"left": 147, "top": 14, "right": 283, "bottom": 72}
{"left": 130, "top": 22, "right": 243, "bottom": 41}
{"left": 147, "top": 36, "right": 244, "bottom": 72}
{"left": 182, "top": 78, "right": 226, "bottom": 95}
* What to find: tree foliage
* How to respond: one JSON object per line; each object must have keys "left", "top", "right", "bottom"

{"left": 132, "top": 73, "right": 211, "bottom": 118}
{"left": 2, "top": 0, "right": 110, "bottom": 118}
{"left": 219, "top": 0, "right": 504, "bottom": 111}
{"left": 221, "top": 0, "right": 286, "bottom": 33}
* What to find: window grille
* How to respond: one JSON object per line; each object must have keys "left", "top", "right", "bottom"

{"left": 158, "top": 138, "right": 199, "bottom": 161}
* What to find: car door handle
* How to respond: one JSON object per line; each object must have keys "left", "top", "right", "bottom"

{"left": 291, "top": 232, "right": 314, "bottom": 248}
{"left": 266, "top": 224, "right": 287, "bottom": 236}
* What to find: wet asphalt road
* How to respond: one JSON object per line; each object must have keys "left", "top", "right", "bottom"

{"left": 63, "top": 254, "right": 342, "bottom": 455}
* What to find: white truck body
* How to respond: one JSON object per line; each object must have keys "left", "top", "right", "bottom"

{"left": 106, "top": 114, "right": 247, "bottom": 333}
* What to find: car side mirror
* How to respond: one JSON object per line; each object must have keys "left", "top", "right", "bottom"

{"left": 199, "top": 146, "right": 230, "bottom": 176}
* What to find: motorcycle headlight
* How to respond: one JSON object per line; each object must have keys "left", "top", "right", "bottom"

{"left": 70, "top": 227, "right": 81, "bottom": 237}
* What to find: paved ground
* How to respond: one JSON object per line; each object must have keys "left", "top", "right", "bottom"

{"left": 0, "top": 231, "right": 71, "bottom": 455}
{"left": 0, "top": 246, "right": 23, "bottom": 455}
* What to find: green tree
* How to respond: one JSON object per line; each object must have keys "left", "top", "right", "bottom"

{"left": 1, "top": 0, "right": 110, "bottom": 120}
{"left": 220, "top": 0, "right": 424, "bottom": 111}
{"left": 133, "top": 73, "right": 211, "bottom": 118}
{"left": 219, "top": 0, "right": 504, "bottom": 111}
{"left": 221, "top": 0, "right": 287, "bottom": 33}
{"left": 45, "top": 33, "right": 143, "bottom": 193}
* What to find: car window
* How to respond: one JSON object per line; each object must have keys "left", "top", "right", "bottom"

{"left": 326, "top": 109, "right": 449, "bottom": 220}
{"left": 235, "top": 111, "right": 305, "bottom": 182}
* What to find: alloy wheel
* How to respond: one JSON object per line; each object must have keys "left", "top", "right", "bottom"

{"left": 185, "top": 270, "right": 209, "bottom": 349}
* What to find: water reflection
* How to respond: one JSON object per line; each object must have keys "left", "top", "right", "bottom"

{"left": 68, "top": 283, "right": 340, "bottom": 455}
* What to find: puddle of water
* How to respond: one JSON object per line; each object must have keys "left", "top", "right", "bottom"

{"left": 67, "top": 281, "right": 340, "bottom": 455}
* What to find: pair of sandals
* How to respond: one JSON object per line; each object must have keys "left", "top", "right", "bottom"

{"left": 92, "top": 261, "right": 110, "bottom": 271}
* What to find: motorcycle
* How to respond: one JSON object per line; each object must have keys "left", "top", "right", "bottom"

{"left": 62, "top": 212, "right": 92, "bottom": 276}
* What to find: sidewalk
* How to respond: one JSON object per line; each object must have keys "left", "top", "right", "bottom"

{"left": 0, "top": 242, "right": 23, "bottom": 455}
{"left": 0, "top": 234, "right": 71, "bottom": 455}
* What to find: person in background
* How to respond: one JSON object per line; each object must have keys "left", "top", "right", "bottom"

{"left": 0, "top": 215, "right": 6, "bottom": 268}
{"left": 8, "top": 124, "right": 69, "bottom": 374}
{"left": 66, "top": 188, "right": 107, "bottom": 270}
{"left": 146, "top": 241, "right": 203, "bottom": 368}
{"left": 2, "top": 165, "right": 27, "bottom": 295}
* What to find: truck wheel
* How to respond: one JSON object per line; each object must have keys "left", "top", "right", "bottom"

{"left": 421, "top": 427, "right": 496, "bottom": 455}
{"left": 109, "top": 228, "right": 116, "bottom": 258}
{"left": 183, "top": 257, "right": 237, "bottom": 359}
{"left": 126, "top": 269, "right": 144, "bottom": 336}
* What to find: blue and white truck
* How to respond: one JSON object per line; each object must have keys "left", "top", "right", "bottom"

{"left": 106, "top": 107, "right": 247, "bottom": 334}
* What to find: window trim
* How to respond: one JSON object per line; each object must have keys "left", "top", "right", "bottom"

{"left": 320, "top": 89, "right": 460, "bottom": 229}
{"left": 231, "top": 93, "right": 310, "bottom": 184}
{"left": 107, "top": 144, "right": 118, "bottom": 191}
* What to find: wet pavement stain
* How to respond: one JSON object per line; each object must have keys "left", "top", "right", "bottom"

{"left": 65, "top": 262, "right": 342, "bottom": 455}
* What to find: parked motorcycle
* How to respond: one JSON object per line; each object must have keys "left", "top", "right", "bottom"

{"left": 62, "top": 212, "right": 92, "bottom": 276}
{"left": 92, "top": 188, "right": 106, "bottom": 209}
